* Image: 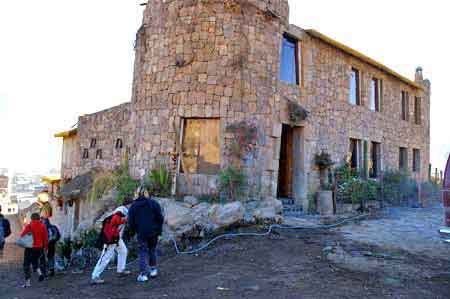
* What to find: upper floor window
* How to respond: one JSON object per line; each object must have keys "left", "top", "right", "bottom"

{"left": 90, "top": 138, "right": 97, "bottom": 148}
{"left": 349, "top": 68, "right": 360, "bottom": 105}
{"left": 414, "top": 97, "right": 421, "bottom": 125}
{"left": 401, "top": 91, "right": 409, "bottom": 121}
{"left": 413, "top": 149, "right": 421, "bottom": 172}
{"left": 280, "top": 35, "right": 299, "bottom": 85}
{"left": 370, "top": 78, "right": 382, "bottom": 112}
{"left": 96, "top": 149, "right": 103, "bottom": 160}
{"left": 399, "top": 147, "right": 408, "bottom": 171}
{"left": 82, "top": 149, "right": 89, "bottom": 159}
{"left": 115, "top": 138, "right": 123, "bottom": 149}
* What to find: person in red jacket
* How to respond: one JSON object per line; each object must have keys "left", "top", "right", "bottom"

{"left": 20, "top": 213, "right": 48, "bottom": 288}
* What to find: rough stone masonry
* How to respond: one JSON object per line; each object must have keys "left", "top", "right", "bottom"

{"left": 57, "top": 0, "right": 431, "bottom": 211}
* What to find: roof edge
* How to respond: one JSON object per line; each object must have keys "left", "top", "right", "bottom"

{"left": 305, "top": 29, "right": 423, "bottom": 90}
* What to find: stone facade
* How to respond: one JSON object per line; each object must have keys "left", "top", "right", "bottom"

{"left": 57, "top": 0, "right": 430, "bottom": 211}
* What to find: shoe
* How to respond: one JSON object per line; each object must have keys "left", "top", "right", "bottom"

{"left": 118, "top": 270, "right": 131, "bottom": 277}
{"left": 22, "top": 280, "right": 31, "bottom": 288}
{"left": 49, "top": 269, "right": 55, "bottom": 277}
{"left": 137, "top": 273, "right": 149, "bottom": 282}
{"left": 149, "top": 268, "right": 158, "bottom": 278}
{"left": 91, "top": 278, "right": 105, "bottom": 285}
{"left": 37, "top": 269, "right": 45, "bottom": 282}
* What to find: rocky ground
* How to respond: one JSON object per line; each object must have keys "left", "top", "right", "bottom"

{"left": 1, "top": 205, "right": 450, "bottom": 299}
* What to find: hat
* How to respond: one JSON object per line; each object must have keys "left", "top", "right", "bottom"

{"left": 114, "top": 206, "right": 128, "bottom": 217}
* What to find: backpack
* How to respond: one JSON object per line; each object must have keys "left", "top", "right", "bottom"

{"left": 0, "top": 221, "right": 4, "bottom": 245}
{"left": 1, "top": 218, "right": 11, "bottom": 239}
{"left": 48, "top": 225, "right": 60, "bottom": 243}
{"left": 96, "top": 215, "right": 120, "bottom": 248}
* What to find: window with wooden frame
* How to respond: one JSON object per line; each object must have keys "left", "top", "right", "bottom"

{"left": 414, "top": 97, "right": 421, "bottom": 125}
{"left": 399, "top": 147, "right": 408, "bottom": 171}
{"left": 349, "top": 138, "right": 362, "bottom": 170}
{"left": 96, "top": 149, "right": 102, "bottom": 160}
{"left": 181, "top": 118, "right": 220, "bottom": 175}
{"left": 413, "top": 149, "right": 421, "bottom": 173}
{"left": 115, "top": 138, "right": 123, "bottom": 149}
{"left": 279, "top": 34, "right": 299, "bottom": 85}
{"left": 370, "top": 78, "right": 382, "bottom": 112}
{"left": 349, "top": 68, "right": 361, "bottom": 105}
{"left": 401, "top": 91, "right": 409, "bottom": 121}
{"left": 90, "top": 138, "right": 97, "bottom": 148}
{"left": 370, "top": 142, "right": 381, "bottom": 178}
{"left": 82, "top": 149, "right": 89, "bottom": 159}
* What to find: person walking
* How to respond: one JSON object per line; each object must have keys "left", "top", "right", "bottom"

{"left": 0, "top": 205, "right": 12, "bottom": 252}
{"left": 20, "top": 213, "right": 48, "bottom": 288}
{"left": 41, "top": 216, "right": 60, "bottom": 277}
{"left": 91, "top": 206, "right": 131, "bottom": 284}
{"left": 128, "top": 186, "right": 164, "bottom": 282}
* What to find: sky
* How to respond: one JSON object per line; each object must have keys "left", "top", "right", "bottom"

{"left": 0, "top": 0, "right": 448, "bottom": 174}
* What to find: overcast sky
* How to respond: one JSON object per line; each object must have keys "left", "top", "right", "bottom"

{"left": 0, "top": 0, "right": 448, "bottom": 174}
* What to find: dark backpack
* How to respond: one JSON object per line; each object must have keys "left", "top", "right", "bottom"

{"left": 2, "top": 218, "right": 11, "bottom": 238}
{"left": 96, "top": 215, "right": 120, "bottom": 248}
{"left": 48, "top": 225, "right": 60, "bottom": 243}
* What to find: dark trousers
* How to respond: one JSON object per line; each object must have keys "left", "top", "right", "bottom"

{"left": 44, "top": 242, "right": 56, "bottom": 273}
{"left": 23, "top": 248, "right": 45, "bottom": 280}
{"left": 0, "top": 241, "right": 5, "bottom": 251}
{"left": 138, "top": 236, "right": 158, "bottom": 274}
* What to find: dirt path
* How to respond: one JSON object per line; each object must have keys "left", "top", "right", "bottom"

{"left": 1, "top": 227, "right": 449, "bottom": 299}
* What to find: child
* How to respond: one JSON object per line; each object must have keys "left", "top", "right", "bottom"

{"left": 41, "top": 215, "right": 60, "bottom": 277}
{"left": 91, "top": 206, "right": 130, "bottom": 284}
{"left": 20, "top": 213, "right": 48, "bottom": 288}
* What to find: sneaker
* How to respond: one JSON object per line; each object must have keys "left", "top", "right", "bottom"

{"left": 149, "top": 268, "right": 158, "bottom": 278}
{"left": 37, "top": 269, "right": 45, "bottom": 282}
{"left": 22, "top": 280, "right": 31, "bottom": 288}
{"left": 118, "top": 270, "right": 131, "bottom": 277}
{"left": 137, "top": 273, "right": 149, "bottom": 282}
{"left": 91, "top": 278, "right": 105, "bottom": 285}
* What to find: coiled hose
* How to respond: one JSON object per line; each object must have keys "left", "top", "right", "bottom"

{"left": 171, "top": 213, "right": 369, "bottom": 255}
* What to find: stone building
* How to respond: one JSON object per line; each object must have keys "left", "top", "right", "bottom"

{"left": 55, "top": 0, "right": 430, "bottom": 215}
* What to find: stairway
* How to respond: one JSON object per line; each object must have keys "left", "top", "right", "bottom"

{"left": 280, "top": 198, "right": 304, "bottom": 217}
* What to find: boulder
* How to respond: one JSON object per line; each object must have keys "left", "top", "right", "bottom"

{"left": 209, "top": 201, "right": 245, "bottom": 227}
{"left": 260, "top": 197, "right": 283, "bottom": 214}
{"left": 165, "top": 201, "right": 195, "bottom": 230}
{"left": 184, "top": 196, "right": 199, "bottom": 207}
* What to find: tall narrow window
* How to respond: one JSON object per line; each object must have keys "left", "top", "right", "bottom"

{"left": 90, "top": 138, "right": 97, "bottom": 148}
{"left": 414, "top": 97, "right": 421, "bottom": 125}
{"left": 401, "top": 91, "right": 409, "bottom": 121}
{"left": 349, "top": 138, "right": 361, "bottom": 169}
{"left": 96, "top": 149, "right": 102, "bottom": 160}
{"left": 115, "top": 138, "right": 123, "bottom": 149}
{"left": 82, "top": 149, "right": 89, "bottom": 159}
{"left": 399, "top": 147, "right": 408, "bottom": 171}
{"left": 349, "top": 68, "right": 360, "bottom": 105}
{"left": 370, "top": 142, "right": 381, "bottom": 178}
{"left": 181, "top": 118, "right": 220, "bottom": 175}
{"left": 279, "top": 35, "right": 298, "bottom": 85}
{"left": 370, "top": 78, "right": 381, "bottom": 112}
{"left": 413, "top": 149, "right": 421, "bottom": 172}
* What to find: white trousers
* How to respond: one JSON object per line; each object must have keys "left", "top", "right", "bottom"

{"left": 91, "top": 239, "right": 128, "bottom": 279}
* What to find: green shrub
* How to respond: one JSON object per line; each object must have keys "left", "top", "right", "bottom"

{"left": 218, "top": 165, "right": 246, "bottom": 201}
{"left": 382, "top": 170, "right": 418, "bottom": 205}
{"left": 335, "top": 164, "right": 380, "bottom": 205}
{"left": 145, "top": 164, "right": 172, "bottom": 197}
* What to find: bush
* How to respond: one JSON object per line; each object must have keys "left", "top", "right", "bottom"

{"left": 145, "top": 164, "right": 172, "bottom": 197}
{"left": 335, "top": 164, "right": 380, "bottom": 205}
{"left": 218, "top": 165, "right": 246, "bottom": 201}
{"left": 382, "top": 170, "right": 418, "bottom": 205}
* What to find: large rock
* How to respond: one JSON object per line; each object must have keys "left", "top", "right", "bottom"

{"left": 165, "top": 201, "right": 195, "bottom": 230}
{"left": 184, "top": 196, "right": 199, "bottom": 207}
{"left": 209, "top": 201, "right": 245, "bottom": 227}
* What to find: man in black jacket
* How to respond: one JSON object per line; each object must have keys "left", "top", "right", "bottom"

{"left": 128, "top": 187, "right": 164, "bottom": 283}
{"left": 0, "top": 205, "right": 12, "bottom": 251}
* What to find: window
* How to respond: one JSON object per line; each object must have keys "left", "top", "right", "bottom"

{"left": 370, "top": 78, "right": 381, "bottom": 112}
{"left": 349, "top": 138, "right": 362, "bottom": 169}
{"left": 115, "top": 138, "right": 123, "bottom": 149}
{"left": 280, "top": 35, "right": 299, "bottom": 85}
{"left": 401, "top": 91, "right": 409, "bottom": 121}
{"left": 96, "top": 149, "right": 102, "bottom": 160}
{"left": 82, "top": 149, "right": 89, "bottom": 159}
{"left": 349, "top": 68, "right": 360, "bottom": 105}
{"left": 370, "top": 142, "right": 381, "bottom": 178}
{"left": 414, "top": 97, "right": 421, "bottom": 125}
{"left": 181, "top": 118, "right": 220, "bottom": 175}
{"left": 90, "top": 138, "right": 97, "bottom": 148}
{"left": 399, "top": 147, "right": 408, "bottom": 171}
{"left": 413, "top": 149, "right": 420, "bottom": 172}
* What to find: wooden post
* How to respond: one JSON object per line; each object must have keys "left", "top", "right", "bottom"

{"left": 171, "top": 119, "right": 184, "bottom": 197}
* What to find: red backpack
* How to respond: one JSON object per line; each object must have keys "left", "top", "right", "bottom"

{"left": 101, "top": 215, "right": 120, "bottom": 245}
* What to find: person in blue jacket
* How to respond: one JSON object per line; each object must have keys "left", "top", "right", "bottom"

{"left": 128, "top": 186, "right": 164, "bottom": 282}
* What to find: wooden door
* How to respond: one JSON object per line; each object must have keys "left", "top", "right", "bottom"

{"left": 278, "top": 124, "right": 294, "bottom": 198}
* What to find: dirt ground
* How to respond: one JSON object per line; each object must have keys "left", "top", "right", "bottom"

{"left": 1, "top": 224, "right": 450, "bottom": 299}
